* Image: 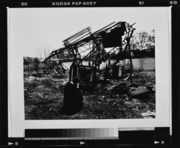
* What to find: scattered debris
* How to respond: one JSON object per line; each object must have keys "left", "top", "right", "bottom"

{"left": 107, "top": 82, "right": 130, "bottom": 94}
{"left": 24, "top": 70, "right": 155, "bottom": 120}
{"left": 141, "top": 111, "right": 156, "bottom": 118}
{"left": 26, "top": 76, "right": 36, "bottom": 82}
{"left": 130, "top": 87, "right": 149, "bottom": 97}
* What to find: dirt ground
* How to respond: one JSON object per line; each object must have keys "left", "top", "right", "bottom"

{"left": 24, "top": 71, "right": 155, "bottom": 120}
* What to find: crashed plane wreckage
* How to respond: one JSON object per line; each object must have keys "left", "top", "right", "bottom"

{"left": 42, "top": 21, "right": 136, "bottom": 91}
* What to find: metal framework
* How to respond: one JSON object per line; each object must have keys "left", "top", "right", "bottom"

{"left": 43, "top": 21, "right": 136, "bottom": 89}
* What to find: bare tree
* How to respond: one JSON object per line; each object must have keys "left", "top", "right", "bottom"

{"left": 130, "top": 36, "right": 138, "bottom": 51}
{"left": 24, "top": 58, "right": 29, "bottom": 76}
{"left": 33, "top": 57, "right": 41, "bottom": 75}
{"left": 43, "top": 48, "right": 51, "bottom": 59}
{"left": 130, "top": 30, "right": 155, "bottom": 58}
{"left": 24, "top": 57, "right": 33, "bottom": 76}
{"left": 138, "top": 31, "right": 149, "bottom": 50}
{"left": 148, "top": 30, "right": 155, "bottom": 49}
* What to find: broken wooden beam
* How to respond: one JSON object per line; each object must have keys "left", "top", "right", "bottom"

{"left": 130, "top": 87, "right": 149, "bottom": 96}
{"left": 141, "top": 111, "right": 156, "bottom": 118}
{"left": 107, "top": 82, "right": 129, "bottom": 94}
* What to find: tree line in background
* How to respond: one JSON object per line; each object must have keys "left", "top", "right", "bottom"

{"left": 109, "top": 30, "right": 155, "bottom": 59}
{"left": 24, "top": 57, "right": 42, "bottom": 76}
{"left": 23, "top": 56, "right": 58, "bottom": 77}
{"left": 130, "top": 30, "right": 155, "bottom": 58}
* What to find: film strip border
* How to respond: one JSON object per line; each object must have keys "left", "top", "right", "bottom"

{"left": 0, "top": 0, "right": 179, "bottom": 7}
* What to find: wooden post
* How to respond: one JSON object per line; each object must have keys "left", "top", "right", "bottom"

{"left": 129, "top": 45, "right": 133, "bottom": 84}
{"left": 127, "top": 28, "right": 135, "bottom": 85}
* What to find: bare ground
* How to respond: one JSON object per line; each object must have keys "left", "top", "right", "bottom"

{"left": 24, "top": 71, "right": 155, "bottom": 120}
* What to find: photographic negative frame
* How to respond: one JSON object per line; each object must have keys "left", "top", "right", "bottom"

{"left": 7, "top": 7, "right": 172, "bottom": 138}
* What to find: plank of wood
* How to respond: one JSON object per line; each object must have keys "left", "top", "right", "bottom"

{"left": 130, "top": 88, "right": 149, "bottom": 96}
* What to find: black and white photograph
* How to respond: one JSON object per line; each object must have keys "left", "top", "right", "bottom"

{"left": 8, "top": 6, "right": 171, "bottom": 137}
{"left": 15, "top": 8, "right": 156, "bottom": 120}
{"left": 8, "top": 7, "right": 171, "bottom": 129}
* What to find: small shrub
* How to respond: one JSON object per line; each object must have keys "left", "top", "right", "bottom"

{"left": 25, "top": 80, "right": 40, "bottom": 90}
{"left": 42, "top": 79, "right": 53, "bottom": 87}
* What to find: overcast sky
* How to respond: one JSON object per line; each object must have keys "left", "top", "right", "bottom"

{"left": 9, "top": 7, "right": 168, "bottom": 58}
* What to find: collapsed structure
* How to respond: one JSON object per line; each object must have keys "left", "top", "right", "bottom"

{"left": 43, "top": 21, "right": 136, "bottom": 91}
